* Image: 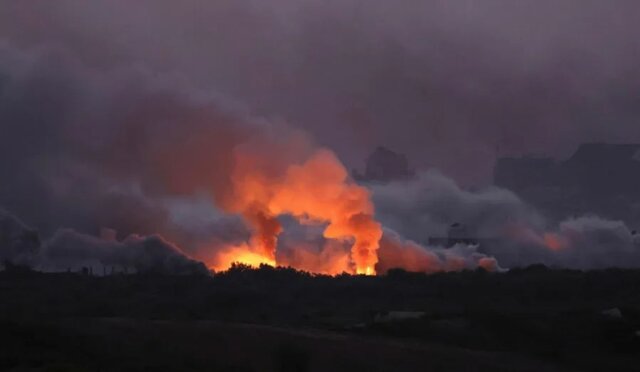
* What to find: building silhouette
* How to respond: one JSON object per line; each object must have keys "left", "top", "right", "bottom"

{"left": 353, "top": 146, "right": 415, "bottom": 183}
{"left": 494, "top": 143, "right": 640, "bottom": 224}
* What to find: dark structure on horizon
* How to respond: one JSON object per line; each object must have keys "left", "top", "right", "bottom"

{"left": 494, "top": 143, "right": 640, "bottom": 224}
{"left": 353, "top": 146, "right": 415, "bottom": 183}
{"left": 428, "top": 223, "right": 480, "bottom": 247}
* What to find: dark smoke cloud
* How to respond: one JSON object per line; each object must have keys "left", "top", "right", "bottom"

{"left": 39, "top": 229, "right": 208, "bottom": 275}
{"left": 2, "top": 2, "right": 640, "bottom": 273}
{"left": 372, "top": 172, "right": 640, "bottom": 270}
{"left": 274, "top": 220, "right": 500, "bottom": 275}
{"left": 0, "top": 208, "right": 39, "bottom": 267}
{"left": 2, "top": 1, "right": 640, "bottom": 184}
{"left": 0, "top": 209, "right": 207, "bottom": 274}
{"left": 0, "top": 43, "right": 331, "bottom": 267}
{"left": 0, "top": 43, "right": 268, "bottom": 250}
{"left": 487, "top": 216, "right": 640, "bottom": 270}
{"left": 372, "top": 171, "right": 545, "bottom": 242}
{"left": 377, "top": 229, "right": 501, "bottom": 274}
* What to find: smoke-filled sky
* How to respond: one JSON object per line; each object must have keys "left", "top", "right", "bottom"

{"left": 2, "top": 0, "right": 640, "bottom": 184}
{"left": 2, "top": 1, "right": 640, "bottom": 274}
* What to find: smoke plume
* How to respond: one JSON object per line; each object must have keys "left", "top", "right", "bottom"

{"left": 220, "top": 148, "right": 382, "bottom": 274}
{"left": 0, "top": 45, "right": 384, "bottom": 274}
{"left": 372, "top": 172, "right": 640, "bottom": 270}
{"left": 377, "top": 229, "right": 501, "bottom": 274}
{"left": 0, "top": 209, "right": 39, "bottom": 267}
{"left": 3, "top": 3, "right": 640, "bottom": 274}
{"left": 39, "top": 229, "right": 209, "bottom": 275}
{"left": 0, "top": 209, "right": 207, "bottom": 274}
{"left": 3, "top": 1, "right": 640, "bottom": 184}
{"left": 492, "top": 216, "right": 640, "bottom": 270}
{"left": 372, "top": 171, "right": 545, "bottom": 242}
{"left": 1, "top": 44, "right": 635, "bottom": 274}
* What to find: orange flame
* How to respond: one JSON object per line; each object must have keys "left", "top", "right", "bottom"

{"left": 210, "top": 244, "right": 276, "bottom": 271}
{"left": 211, "top": 148, "right": 382, "bottom": 275}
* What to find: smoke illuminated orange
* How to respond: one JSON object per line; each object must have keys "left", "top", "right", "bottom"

{"left": 543, "top": 232, "right": 567, "bottom": 251}
{"left": 211, "top": 244, "right": 276, "bottom": 271}
{"left": 211, "top": 148, "right": 383, "bottom": 275}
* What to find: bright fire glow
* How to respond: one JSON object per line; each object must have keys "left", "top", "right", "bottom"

{"left": 211, "top": 244, "right": 276, "bottom": 271}
{"left": 209, "top": 148, "right": 382, "bottom": 275}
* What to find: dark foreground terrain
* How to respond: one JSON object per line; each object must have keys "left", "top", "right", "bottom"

{"left": 1, "top": 265, "right": 640, "bottom": 371}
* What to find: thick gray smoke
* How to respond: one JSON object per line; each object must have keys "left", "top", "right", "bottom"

{"left": 0, "top": 44, "right": 264, "bottom": 254}
{"left": 273, "top": 220, "right": 501, "bottom": 275}
{"left": 39, "top": 229, "right": 209, "bottom": 275}
{"left": 0, "top": 209, "right": 40, "bottom": 267}
{"left": 2, "top": 2, "right": 640, "bottom": 273}
{"left": 377, "top": 229, "right": 501, "bottom": 274}
{"left": 3, "top": 1, "right": 640, "bottom": 184}
{"left": 372, "top": 171, "right": 545, "bottom": 242}
{"left": 485, "top": 216, "right": 640, "bottom": 270}
{"left": 0, "top": 209, "right": 207, "bottom": 275}
{"left": 372, "top": 172, "right": 640, "bottom": 270}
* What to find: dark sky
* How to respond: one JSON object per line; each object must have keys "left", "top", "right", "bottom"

{"left": 2, "top": 0, "right": 640, "bottom": 185}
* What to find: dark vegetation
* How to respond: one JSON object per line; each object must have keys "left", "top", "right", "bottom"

{"left": 1, "top": 264, "right": 640, "bottom": 371}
